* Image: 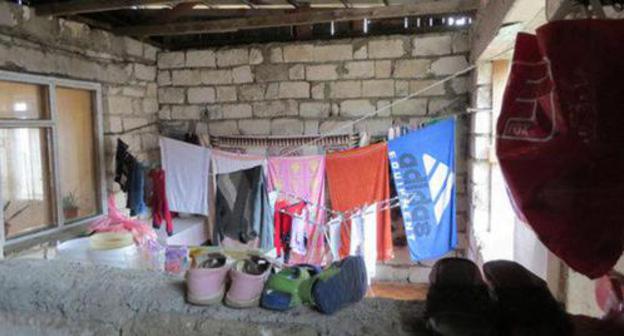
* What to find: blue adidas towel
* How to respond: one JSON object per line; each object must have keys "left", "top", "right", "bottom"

{"left": 388, "top": 118, "right": 457, "bottom": 261}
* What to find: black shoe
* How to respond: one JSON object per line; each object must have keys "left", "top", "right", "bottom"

{"left": 483, "top": 260, "right": 572, "bottom": 336}
{"left": 425, "top": 258, "right": 498, "bottom": 336}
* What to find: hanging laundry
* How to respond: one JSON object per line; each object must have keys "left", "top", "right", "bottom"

{"left": 160, "top": 137, "right": 211, "bottom": 216}
{"left": 215, "top": 165, "right": 273, "bottom": 249}
{"left": 273, "top": 200, "right": 292, "bottom": 258}
{"left": 273, "top": 201, "right": 305, "bottom": 263}
{"left": 326, "top": 143, "right": 393, "bottom": 261}
{"left": 362, "top": 203, "right": 378, "bottom": 282}
{"left": 267, "top": 155, "right": 326, "bottom": 265}
{"left": 388, "top": 118, "right": 457, "bottom": 261}
{"left": 114, "top": 139, "right": 146, "bottom": 216}
{"left": 127, "top": 161, "right": 146, "bottom": 216}
{"left": 289, "top": 205, "right": 308, "bottom": 256}
{"left": 349, "top": 209, "right": 364, "bottom": 256}
{"left": 114, "top": 139, "right": 132, "bottom": 193}
{"left": 326, "top": 215, "right": 343, "bottom": 262}
{"left": 347, "top": 204, "right": 378, "bottom": 283}
{"left": 212, "top": 149, "right": 266, "bottom": 175}
{"left": 497, "top": 21, "right": 624, "bottom": 278}
{"left": 149, "top": 169, "right": 173, "bottom": 236}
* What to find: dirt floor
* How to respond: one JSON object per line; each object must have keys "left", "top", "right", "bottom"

{"left": 0, "top": 259, "right": 430, "bottom": 336}
{"left": 368, "top": 282, "right": 429, "bottom": 301}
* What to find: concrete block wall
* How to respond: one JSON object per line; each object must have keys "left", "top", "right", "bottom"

{"left": 0, "top": 2, "right": 160, "bottom": 201}
{"left": 157, "top": 32, "right": 472, "bottom": 258}
{"left": 157, "top": 32, "right": 470, "bottom": 139}
{"left": 466, "top": 62, "right": 493, "bottom": 264}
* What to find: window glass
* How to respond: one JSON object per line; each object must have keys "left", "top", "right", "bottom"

{"left": 0, "top": 81, "right": 49, "bottom": 120}
{"left": 56, "top": 87, "right": 98, "bottom": 222}
{"left": 0, "top": 128, "right": 55, "bottom": 238}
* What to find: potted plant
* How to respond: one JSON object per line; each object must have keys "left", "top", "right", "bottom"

{"left": 62, "top": 192, "right": 79, "bottom": 220}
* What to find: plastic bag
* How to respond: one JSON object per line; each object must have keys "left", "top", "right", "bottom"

{"left": 496, "top": 21, "right": 624, "bottom": 278}
{"left": 89, "top": 196, "right": 157, "bottom": 247}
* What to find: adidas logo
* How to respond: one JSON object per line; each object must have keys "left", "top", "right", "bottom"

{"left": 422, "top": 153, "right": 454, "bottom": 225}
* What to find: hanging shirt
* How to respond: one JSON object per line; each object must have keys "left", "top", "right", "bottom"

{"left": 215, "top": 165, "right": 273, "bottom": 249}
{"left": 160, "top": 137, "right": 211, "bottom": 216}
{"left": 326, "top": 143, "right": 393, "bottom": 262}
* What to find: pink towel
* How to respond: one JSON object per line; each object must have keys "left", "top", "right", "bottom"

{"left": 267, "top": 155, "right": 326, "bottom": 265}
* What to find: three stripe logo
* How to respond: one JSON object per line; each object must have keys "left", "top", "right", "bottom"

{"left": 422, "top": 153, "right": 454, "bottom": 225}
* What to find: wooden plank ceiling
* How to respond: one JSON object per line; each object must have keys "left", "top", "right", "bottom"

{"left": 22, "top": 0, "right": 479, "bottom": 49}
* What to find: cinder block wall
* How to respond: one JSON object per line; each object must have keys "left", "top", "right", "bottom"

{"left": 157, "top": 32, "right": 472, "bottom": 259}
{"left": 157, "top": 32, "right": 470, "bottom": 139}
{"left": 0, "top": 2, "right": 160, "bottom": 199}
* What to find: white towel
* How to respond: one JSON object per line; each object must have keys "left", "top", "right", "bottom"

{"left": 160, "top": 137, "right": 210, "bottom": 215}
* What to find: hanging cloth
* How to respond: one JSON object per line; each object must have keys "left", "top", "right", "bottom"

{"left": 149, "top": 168, "right": 173, "bottom": 236}
{"left": 214, "top": 165, "right": 273, "bottom": 249}
{"left": 388, "top": 118, "right": 457, "bottom": 261}
{"left": 326, "top": 143, "right": 393, "bottom": 261}
{"left": 160, "top": 137, "right": 211, "bottom": 216}
{"left": 211, "top": 149, "right": 266, "bottom": 175}
{"left": 114, "top": 139, "right": 145, "bottom": 216}
{"left": 267, "top": 155, "right": 326, "bottom": 265}
{"left": 497, "top": 21, "right": 624, "bottom": 278}
{"left": 348, "top": 204, "right": 378, "bottom": 284}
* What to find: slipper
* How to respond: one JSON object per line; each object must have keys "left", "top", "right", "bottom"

{"left": 483, "top": 260, "right": 572, "bottom": 336}
{"left": 186, "top": 253, "right": 230, "bottom": 306}
{"left": 311, "top": 256, "right": 367, "bottom": 315}
{"left": 261, "top": 266, "right": 312, "bottom": 311}
{"left": 225, "top": 256, "right": 272, "bottom": 309}
{"left": 425, "top": 258, "right": 498, "bottom": 336}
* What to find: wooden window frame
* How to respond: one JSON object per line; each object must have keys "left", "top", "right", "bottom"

{"left": 0, "top": 70, "right": 107, "bottom": 257}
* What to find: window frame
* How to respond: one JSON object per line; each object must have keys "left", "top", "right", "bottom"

{"left": 0, "top": 70, "right": 107, "bottom": 255}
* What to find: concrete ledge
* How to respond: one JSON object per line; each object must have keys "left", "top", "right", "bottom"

{"left": 0, "top": 260, "right": 428, "bottom": 335}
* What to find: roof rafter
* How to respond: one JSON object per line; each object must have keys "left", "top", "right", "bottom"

{"left": 35, "top": 0, "right": 194, "bottom": 16}
{"left": 114, "top": 0, "right": 478, "bottom": 36}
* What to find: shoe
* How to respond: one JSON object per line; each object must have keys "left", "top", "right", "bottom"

{"left": 425, "top": 258, "right": 498, "bottom": 336}
{"left": 225, "top": 256, "right": 272, "bottom": 308}
{"left": 186, "top": 253, "right": 229, "bottom": 305}
{"left": 483, "top": 260, "right": 572, "bottom": 336}
{"left": 261, "top": 264, "right": 320, "bottom": 311}
{"left": 311, "top": 256, "right": 367, "bottom": 315}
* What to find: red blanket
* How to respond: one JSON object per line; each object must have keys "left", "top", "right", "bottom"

{"left": 326, "top": 143, "right": 393, "bottom": 261}
{"left": 497, "top": 20, "right": 624, "bottom": 278}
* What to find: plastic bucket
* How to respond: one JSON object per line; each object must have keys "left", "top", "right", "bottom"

{"left": 55, "top": 238, "right": 91, "bottom": 264}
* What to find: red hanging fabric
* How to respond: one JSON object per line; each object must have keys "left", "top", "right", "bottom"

{"left": 326, "top": 143, "right": 393, "bottom": 261}
{"left": 497, "top": 20, "right": 624, "bottom": 278}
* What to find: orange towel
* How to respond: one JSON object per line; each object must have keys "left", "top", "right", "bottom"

{"left": 326, "top": 143, "right": 393, "bottom": 261}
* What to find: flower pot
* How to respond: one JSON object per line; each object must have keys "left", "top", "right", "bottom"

{"left": 63, "top": 207, "right": 79, "bottom": 220}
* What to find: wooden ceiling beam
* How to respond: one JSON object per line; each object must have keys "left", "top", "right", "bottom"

{"left": 34, "top": 0, "right": 193, "bottom": 16}
{"left": 117, "top": 8, "right": 295, "bottom": 18}
{"left": 114, "top": 0, "right": 479, "bottom": 36}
